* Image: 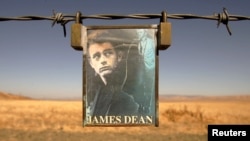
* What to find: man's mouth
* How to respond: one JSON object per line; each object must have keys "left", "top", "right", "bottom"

{"left": 99, "top": 66, "right": 112, "bottom": 73}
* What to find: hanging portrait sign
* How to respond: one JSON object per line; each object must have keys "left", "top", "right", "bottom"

{"left": 82, "top": 25, "right": 159, "bottom": 126}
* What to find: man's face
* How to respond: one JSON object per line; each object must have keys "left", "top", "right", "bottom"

{"left": 88, "top": 42, "right": 121, "bottom": 78}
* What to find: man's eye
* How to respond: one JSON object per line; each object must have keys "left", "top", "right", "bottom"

{"left": 93, "top": 54, "right": 100, "bottom": 60}
{"left": 104, "top": 51, "right": 113, "bottom": 57}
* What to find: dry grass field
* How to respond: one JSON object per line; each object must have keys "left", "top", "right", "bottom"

{"left": 0, "top": 92, "right": 249, "bottom": 141}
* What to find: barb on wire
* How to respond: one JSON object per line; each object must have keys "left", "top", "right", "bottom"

{"left": 0, "top": 8, "right": 250, "bottom": 36}
{"left": 51, "top": 10, "right": 70, "bottom": 37}
{"left": 217, "top": 8, "right": 231, "bottom": 35}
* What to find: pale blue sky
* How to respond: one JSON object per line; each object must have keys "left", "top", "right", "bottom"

{"left": 0, "top": 0, "right": 250, "bottom": 99}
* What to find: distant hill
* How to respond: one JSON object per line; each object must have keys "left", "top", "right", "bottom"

{"left": 159, "top": 94, "right": 250, "bottom": 102}
{"left": 0, "top": 91, "right": 32, "bottom": 100}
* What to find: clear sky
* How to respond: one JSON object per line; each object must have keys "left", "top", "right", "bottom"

{"left": 0, "top": 0, "right": 250, "bottom": 99}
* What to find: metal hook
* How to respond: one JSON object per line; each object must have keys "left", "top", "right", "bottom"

{"left": 160, "top": 11, "right": 167, "bottom": 22}
{"left": 76, "top": 11, "right": 82, "bottom": 24}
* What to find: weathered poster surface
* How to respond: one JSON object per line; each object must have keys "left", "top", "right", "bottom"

{"left": 83, "top": 27, "right": 158, "bottom": 126}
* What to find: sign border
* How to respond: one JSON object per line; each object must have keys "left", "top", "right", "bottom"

{"left": 82, "top": 25, "right": 159, "bottom": 127}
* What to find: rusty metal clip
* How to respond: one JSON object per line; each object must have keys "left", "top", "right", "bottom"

{"left": 158, "top": 11, "right": 171, "bottom": 50}
{"left": 71, "top": 11, "right": 83, "bottom": 50}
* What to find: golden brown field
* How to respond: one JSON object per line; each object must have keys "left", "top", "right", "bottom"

{"left": 0, "top": 95, "right": 250, "bottom": 141}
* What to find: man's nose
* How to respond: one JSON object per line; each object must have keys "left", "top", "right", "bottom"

{"left": 100, "top": 56, "right": 107, "bottom": 65}
{"left": 101, "top": 60, "right": 107, "bottom": 65}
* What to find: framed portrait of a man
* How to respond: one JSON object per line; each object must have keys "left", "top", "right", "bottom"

{"left": 82, "top": 25, "right": 158, "bottom": 126}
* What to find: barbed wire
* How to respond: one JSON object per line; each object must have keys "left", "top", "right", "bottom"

{"left": 1, "top": 8, "right": 249, "bottom": 36}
